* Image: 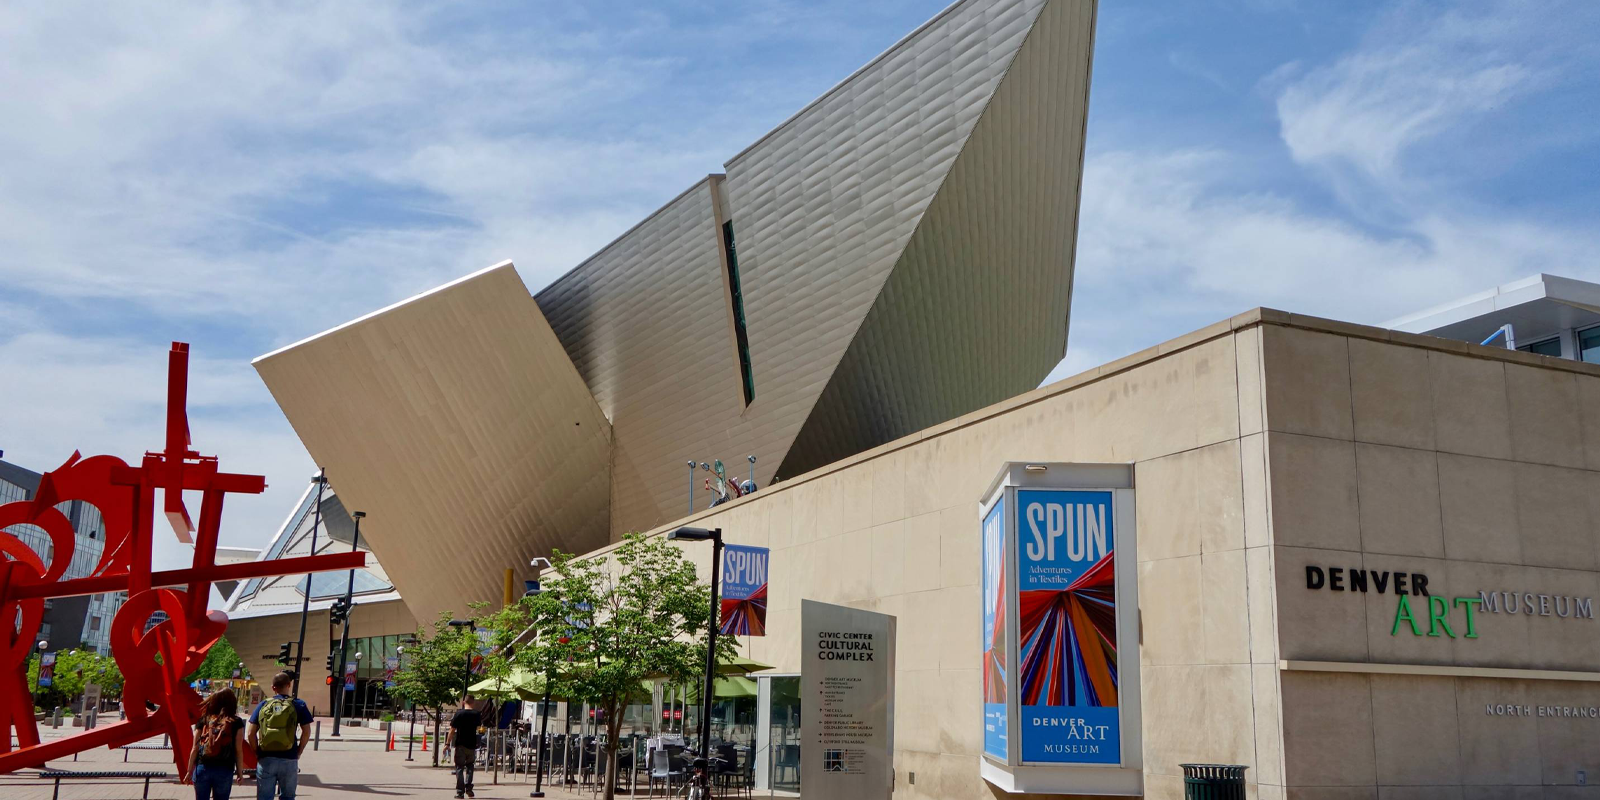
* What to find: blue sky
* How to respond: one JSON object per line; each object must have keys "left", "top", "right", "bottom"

{"left": 2, "top": 0, "right": 1597, "bottom": 567}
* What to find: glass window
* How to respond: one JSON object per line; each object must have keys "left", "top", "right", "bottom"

{"left": 1521, "top": 338, "right": 1561, "bottom": 358}
{"left": 1580, "top": 327, "right": 1600, "bottom": 364}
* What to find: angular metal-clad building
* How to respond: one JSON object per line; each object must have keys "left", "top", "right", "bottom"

{"left": 255, "top": 0, "right": 1097, "bottom": 624}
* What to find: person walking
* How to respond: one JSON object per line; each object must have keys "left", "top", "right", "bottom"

{"left": 246, "top": 672, "right": 313, "bottom": 800}
{"left": 450, "top": 696, "right": 483, "bottom": 799}
{"left": 183, "top": 688, "right": 246, "bottom": 800}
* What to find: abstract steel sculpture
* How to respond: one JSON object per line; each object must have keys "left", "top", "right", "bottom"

{"left": 0, "top": 342, "right": 365, "bottom": 779}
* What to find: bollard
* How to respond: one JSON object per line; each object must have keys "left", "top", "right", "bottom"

{"left": 51, "top": 707, "right": 61, "bottom": 728}
{"left": 1181, "top": 764, "right": 1247, "bottom": 800}
{"left": 314, "top": 720, "right": 322, "bottom": 751}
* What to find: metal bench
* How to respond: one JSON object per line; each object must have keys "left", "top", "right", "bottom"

{"left": 119, "top": 744, "right": 170, "bottom": 762}
{"left": 37, "top": 769, "right": 168, "bottom": 800}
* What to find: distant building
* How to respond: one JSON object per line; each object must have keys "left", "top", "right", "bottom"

{"left": 0, "top": 458, "right": 126, "bottom": 656}
{"left": 220, "top": 483, "right": 416, "bottom": 718}
{"left": 1385, "top": 273, "right": 1600, "bottom": 361}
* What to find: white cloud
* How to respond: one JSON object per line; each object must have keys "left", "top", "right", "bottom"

{"left": 1049, "top": 0, "right": 1600, "bottom": 388}
{"left": 1274, "top": 0, "right": 1596, "bottom": 190}
{"left": 1046, "top": 145, "right": 1600, "bottom": 386}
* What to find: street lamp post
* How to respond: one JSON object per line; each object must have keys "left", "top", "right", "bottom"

{"left": 398, "top": 638, "right": 418, "bottom": 762}
{"left": 331, "top": 510, "right": 365, "bottom": 737}
{"left": 291, "top": 470, "right": 329, "bottom": 699}
{"left": 668, "top": 526, "right": 723, "bottom": 795}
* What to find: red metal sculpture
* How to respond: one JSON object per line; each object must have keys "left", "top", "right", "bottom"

{"left": 0, "top": 343, "right": 365, "bottom": 779}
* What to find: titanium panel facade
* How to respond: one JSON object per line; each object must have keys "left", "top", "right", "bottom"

{"left": 778, "top": 0, "right": 1094, "bottom": 477}
{"left": 256, "top": 0, "right": 1098, "bottom": 607}
{"left": 254, "top": 263, "right": 612, "bottom": 625}
{"left": 723, "top": 0, "right": 1059, "bottom": 482}
{"left": 535, "top": 179, "right": 752, "bottom": 535}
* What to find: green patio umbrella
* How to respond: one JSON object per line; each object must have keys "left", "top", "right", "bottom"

{"left": 683, "top": 676, "right": 758, "bottom": 700}
{"left": 468, "top": 667, "right": 550, "bottom": 701}
{"left": 643, "top": 655, "right": 774, "bottom": 681}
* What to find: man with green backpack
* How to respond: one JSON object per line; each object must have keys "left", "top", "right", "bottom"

{"left": 246, "top": 672, "right": 313, "bottom": 800}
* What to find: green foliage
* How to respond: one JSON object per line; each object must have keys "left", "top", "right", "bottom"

{"left": 391, "top": 607, "right": 486, "bottom": 713}
{"left": 391, "top": 605, "right": 487, "bottom": 766}
{"left": 186, "top": 636, "right": 245, "bottom": 682}
{"left": 487, "top": 532, "right": 735, "bottom": 800}
{"left": 27, "top": 648, "right": 124, "bottom": 708}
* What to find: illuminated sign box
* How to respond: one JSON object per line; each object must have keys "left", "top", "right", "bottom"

{"left": 979, "top": 462, "right": 1142, "bottom": 796}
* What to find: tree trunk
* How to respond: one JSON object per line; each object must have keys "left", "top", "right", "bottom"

{"left": 432, "top": 709, "right": 443, "bottom": 767}
{"left": 602, "top": 700, "right": 622, "bottom": 800}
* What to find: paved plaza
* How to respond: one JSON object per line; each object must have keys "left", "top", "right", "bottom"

{"left": 2, "top": 721, "right": 603, "bottom": 800}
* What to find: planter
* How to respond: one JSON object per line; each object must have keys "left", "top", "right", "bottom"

{"left": 377, "top": 721, "right": 391, "bottom": 732}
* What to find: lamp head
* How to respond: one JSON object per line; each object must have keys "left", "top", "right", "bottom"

{"left": 352, "top": 511, "right": 366, "bottom": 519}
{"left": 668, "top": 526, "right": 720, "bottom": 542}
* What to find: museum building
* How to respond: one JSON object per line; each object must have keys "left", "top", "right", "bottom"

{"left": 236, "top": 0, "right": 1600, "bottom": 795}
{"left": 560, "top": 308, "right": 1600, "bottom": 799}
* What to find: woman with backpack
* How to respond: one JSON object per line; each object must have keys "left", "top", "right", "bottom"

{"left": 184, "top": 688, "right": 247, "bottom": 800}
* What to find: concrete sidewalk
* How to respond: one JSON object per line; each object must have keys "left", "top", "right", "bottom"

{"left": 1, "top": 724, "right": 589, "bottom": 800}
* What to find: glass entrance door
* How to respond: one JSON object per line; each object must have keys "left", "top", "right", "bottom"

{"left": 753, "top": 674, "right": 801, "bottom": 798}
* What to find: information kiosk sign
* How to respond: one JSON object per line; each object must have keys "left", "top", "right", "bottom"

{"left": 978, "top": 463, "right": 1142, "bottom": 796}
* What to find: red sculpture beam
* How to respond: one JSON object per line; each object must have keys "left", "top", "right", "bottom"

{"left": 0, "top": 342, "right": 366, "bottom": 780}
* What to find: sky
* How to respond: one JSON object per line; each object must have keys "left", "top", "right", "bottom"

{"left": 2, "top": 0, "right": 1597, "bottom": 569}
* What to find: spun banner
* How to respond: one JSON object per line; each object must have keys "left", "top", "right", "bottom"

{"left": 720, "top": 544, "right": 769, "bottom": 636}
{"left": 37, "top": 652, "right": 55, "bottom": 688}
{"left": 384, "top": 657, "right": 398, "bottom": 689}
{"left": 981, "top": 497, "right": 1007, "bottom": 760}
{"left": 1016, "top": 489, "right": 1119, "bottom": 764}
{"left": 344, "top": 662, "right": 357, "bottom": 692}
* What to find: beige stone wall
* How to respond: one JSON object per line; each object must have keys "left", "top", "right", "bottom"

{"left": 584, "top": 312, "right": 1271, "bottom": 799}
{"left": 225, "top": 599, "right": 417, "bottom": 715}
{"left": 557, "top": 309, "right": 1600, "bottom": 799}
{"left": 1258, "top": 319, "right": 1600, "bottom": 798}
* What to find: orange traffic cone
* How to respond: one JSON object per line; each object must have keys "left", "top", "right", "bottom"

{"left": 421, "top": 732, "right": 428, "bottom": 752}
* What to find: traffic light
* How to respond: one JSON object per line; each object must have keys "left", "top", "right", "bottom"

{"left": 276, "top": 642, "right": 293, "bottom": 665}
{"left": 328, "top": 597, "right": 352, "bottom": 624}
{"left": 325, "top": 653, "right": 336, "bottom": 673}
{"left": 325, "top": 676, "right": 334, "bottom": 686}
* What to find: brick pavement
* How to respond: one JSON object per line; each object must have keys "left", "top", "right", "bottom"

{"left": 0, "top": 722, "right": 611, "bottom": 800}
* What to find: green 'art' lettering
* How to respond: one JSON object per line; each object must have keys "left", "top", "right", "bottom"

{"left": 1392, "top": 594, "right": 1422, "bottom": 637}
{"left": 1427, "top": 596, "right": 1456, "bottom": 638}
{"left": 1453, "top": 596, "right": 1482, "bottom": 639}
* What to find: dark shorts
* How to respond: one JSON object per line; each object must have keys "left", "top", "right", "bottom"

{"left": 454, "top": 746, "right": 475, "bottom": 768}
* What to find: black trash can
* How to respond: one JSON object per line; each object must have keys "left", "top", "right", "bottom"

{"left": 1180, "top": 764, "right": 1247, "bottom": 800}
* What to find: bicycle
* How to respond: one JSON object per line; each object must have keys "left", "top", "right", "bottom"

{"left": 676, "top": 755, "right": 725, "bottom": 800}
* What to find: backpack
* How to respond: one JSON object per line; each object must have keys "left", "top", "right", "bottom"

{"left": 257, "top": 698, "right": 298, "bottom": 751}
{"left": 198, "top": 715, "right": 233, "bottom": 759}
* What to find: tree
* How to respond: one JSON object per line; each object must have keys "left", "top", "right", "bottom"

{"left": 493, "top": 532, "right": 735, "bottom": 800}
{"left": 27, "top": 649, "right": 124, "bottom": 710}
{"left": 186, "top": 636, "right": 244, "bottom": 682}
{"left": 392, "top": 608, "right": 484, "bottom": 767}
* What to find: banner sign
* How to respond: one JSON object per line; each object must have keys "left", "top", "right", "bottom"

{"left": 720, "top": 544, "right": 769, "bottom": 636}
{"left": 384, "top": 657, "right": 399, "bottom": 689}
{"left": 37, "top": 652, "right": 55, "bottom": 688}
{"left": 344, "top": 662, "right": 357, "bottom": 691}
{"left": 977, "top": 463, "right": 1140, "bottom": 795}
{"left": 1015, "top": 489, "right": 1119, "bottom": 765}
{"left": 802, "top": 600, "right": 895, "bottom": 800}
{"left": 982, "top": 497, "right": 1007, "bottom": 760}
